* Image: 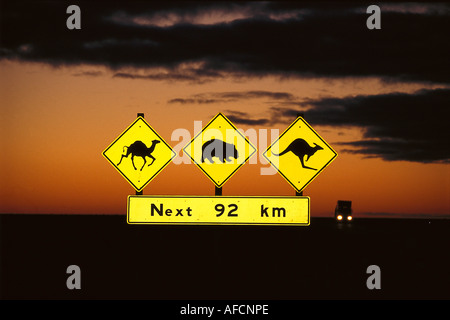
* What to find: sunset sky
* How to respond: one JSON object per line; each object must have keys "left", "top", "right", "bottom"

{"left": 1, "top": 1, "right": 449, "bottom": 217}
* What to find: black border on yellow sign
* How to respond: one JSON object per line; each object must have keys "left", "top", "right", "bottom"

{"left": 127, "top": 195, "right": 310, "bottom": 226}
{"left": 102, "top": 116, "right": 176, "bottom": 192}
{"left": 262, "top": 116, "right": 338, "bottom": 193}
{"left": 182, "top": 113, "right": 257, "bottom": 188}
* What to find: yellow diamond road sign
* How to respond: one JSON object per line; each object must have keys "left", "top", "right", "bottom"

{"left": 263, "top": 116, "right": 337, "bottom": 193}
{"left": 102, "top": 117, "right": 176, "bottom": 192}
{"left": 183, "top": 113, "right": 257, "bottom": 188}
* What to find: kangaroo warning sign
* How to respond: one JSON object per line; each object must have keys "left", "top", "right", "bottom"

{"left": 102, "top": 117, "right": 176, "bottom": 192}
{"left": 183, "top": 113, "right": 257, "bottom": 188}
{"left": 263, "top": 116, "right": 337, "bottom": 193}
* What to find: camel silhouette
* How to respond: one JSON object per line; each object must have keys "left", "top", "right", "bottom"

{"left": 117, "top": 140, "right": 160, "bottom": 171}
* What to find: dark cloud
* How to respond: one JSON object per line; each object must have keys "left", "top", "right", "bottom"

{"left": 215, "top": 88, "right": 450, "bottom": 163}
{"left": 72, "top": 71, "right": 103, "bottom": 77}
{"left": 113, "top": 71, "right": 221, "bottom": 83}
{"left": 175, "top": 88, "right": 449, "bottom": 163}
{"left": 166, "top": 90, "right": 305, "bottom": 126}
{"left": 336, "top": 139, "right": 445, "bottom": 163}
{"left": 168, "top": 90, "right": 298, "bottom": 104}
{"left": 1, "top": 2, "right": 449, "bottom": 84}
{"left": 225, "top": 110, "right": 271, "bottom": 126}
{"left": 220, "top": 91, "right": 296, "bottom": 101}
{"left": 280, "top": 88, "right": 450, "bottom": 163}
{"left": 168, "top": 98, "right": 219, "bottom": 104}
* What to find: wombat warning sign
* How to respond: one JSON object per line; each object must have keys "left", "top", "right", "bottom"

{"left": 183, "top": 113, "right": 257, "bottom": 188}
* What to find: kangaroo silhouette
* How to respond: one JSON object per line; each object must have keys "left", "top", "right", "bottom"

{"left": 201, "top": 139, "right": 239, "bottom": 163}
{"left": 117, "top": 140, "right": 160, "bottom": 171}
{"left": 272, "top": 138, "right": 323, "bottom": 170}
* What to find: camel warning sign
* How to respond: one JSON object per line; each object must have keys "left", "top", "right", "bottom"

{"left": 102, "top": 117, "right": 176, "bottom": 192}
{"left": 183, "top": 113, "right": 257, "bottom": 188}
{"left": 262, "top": 116, "right": 337, "bottom": 193}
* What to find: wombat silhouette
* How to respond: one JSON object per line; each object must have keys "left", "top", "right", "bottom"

{"left": 201, "top": 139, "right": 239, "bottom": 164}
{"left": 272, "top": 138, "right": 323, "bottom": 170}
{"left": 117, "top": 140, "right": 160, "bottom": 171}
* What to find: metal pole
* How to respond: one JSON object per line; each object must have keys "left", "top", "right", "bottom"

{"left": 136, "top": 113, "right": 144, "bottom": 195}
{"left": 296, "top": 112, "right": 304, "bottom": 197}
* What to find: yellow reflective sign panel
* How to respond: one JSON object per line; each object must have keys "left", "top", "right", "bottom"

{"left": 263, "top": 117, "right": 337, "bottom": 193}
{"left": 183, "top": 113, "right": 257, "bottom": 188}
{"left": 102, "top": 117, "right": 176, "bottom": 192}
{"left": 128, "top": 196, "right": 309, "bottom": 226}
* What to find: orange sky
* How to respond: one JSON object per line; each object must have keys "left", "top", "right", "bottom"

{"left": 1, "top": 61, "right": 449, "bottom": 217}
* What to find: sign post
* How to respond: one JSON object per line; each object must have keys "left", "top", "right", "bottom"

{"left": 136, "top": 113, "right": 145, "bottom": 195}
{"left": 296, "top": 113, "right": 304, "bottom": 196}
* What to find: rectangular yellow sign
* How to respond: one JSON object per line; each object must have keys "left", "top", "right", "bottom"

{"left": 127, "top": 196, "right": 309, "bottom": 226}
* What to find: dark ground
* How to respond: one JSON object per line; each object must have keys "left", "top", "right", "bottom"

{"left": 1, "top": 214, "right": 449, "bottom": 300}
